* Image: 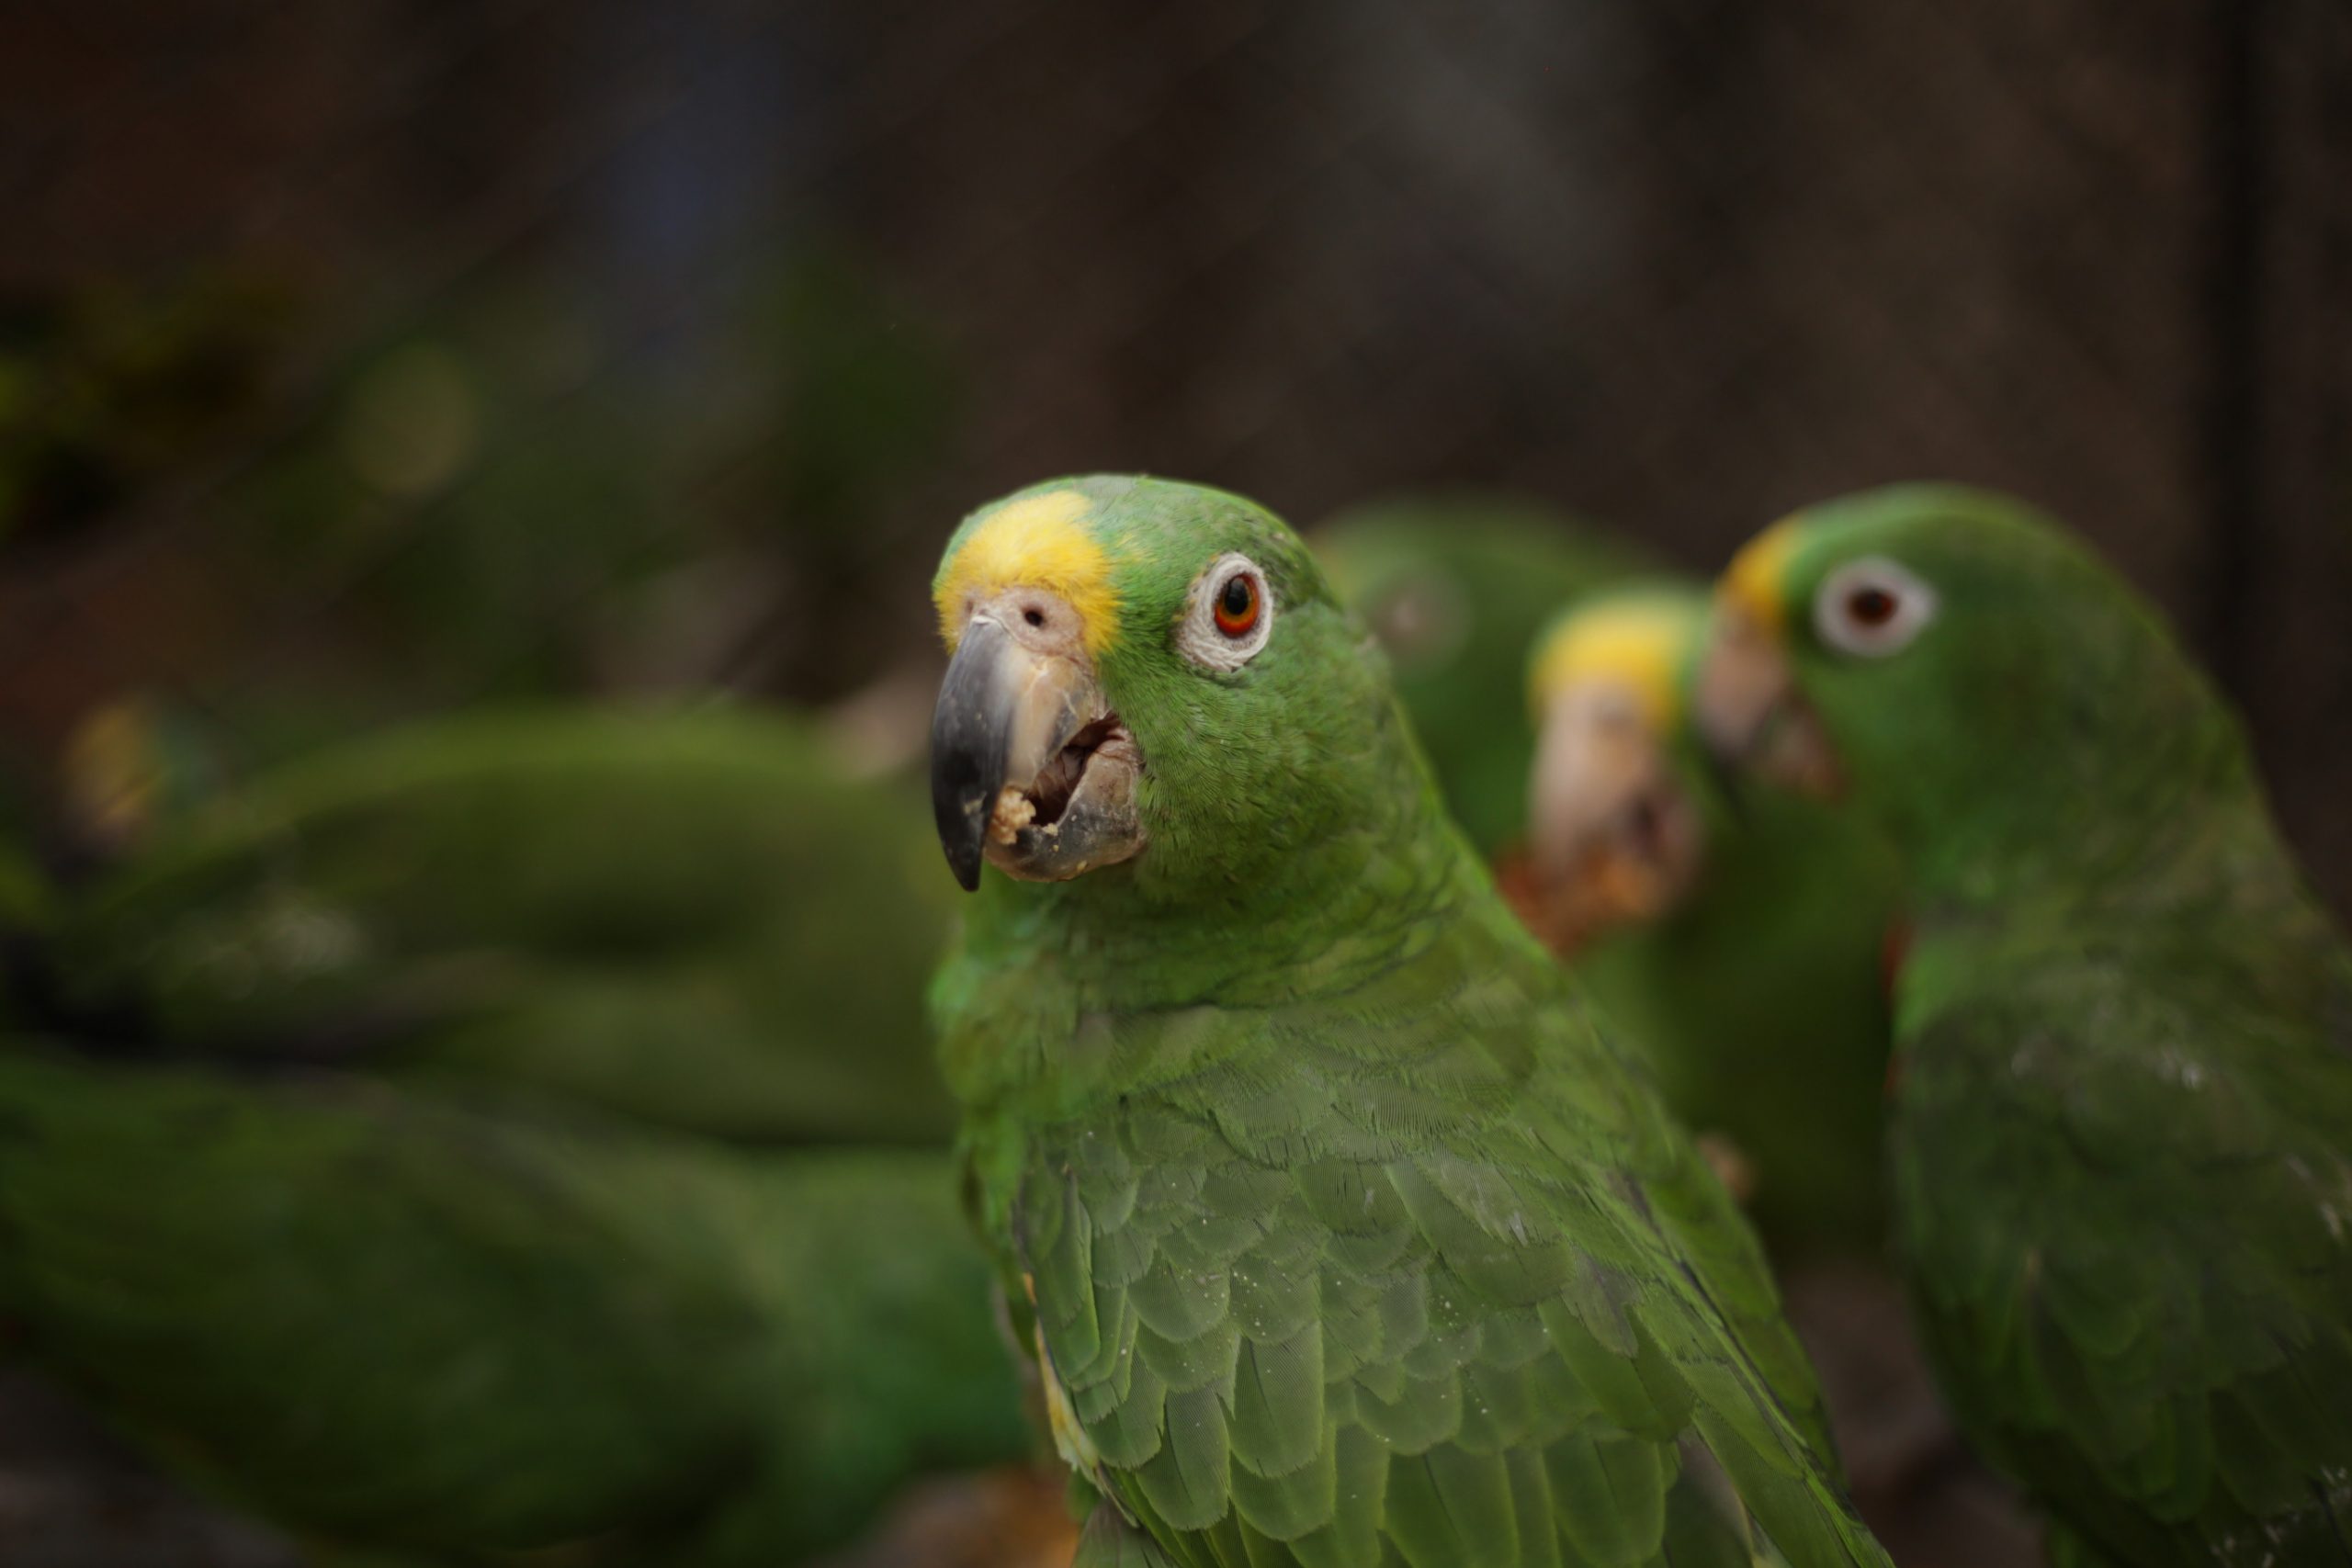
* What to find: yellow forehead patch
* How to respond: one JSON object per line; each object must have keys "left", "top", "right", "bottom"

{"left": 1528, "top": 603, "right": 1690, "bottom": 728}
{"left": 933, "top": 489, "right": 1120, "bottom": 656}
{"left": 1721, "top": 516, "right": 1803, "bottom": 637}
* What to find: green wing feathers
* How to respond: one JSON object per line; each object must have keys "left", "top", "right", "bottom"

{"left": 40, "top": 706, "right": 957, "bottom": 1145}
{"left": 999, "top": 948, "right": 1884, "bottom": 1568}
{"left": 1896, "top": 953, "right": 2352, "bottom": 1566}
{"left": 0, "top": 1042, "right": 1025, "bottom": 1562}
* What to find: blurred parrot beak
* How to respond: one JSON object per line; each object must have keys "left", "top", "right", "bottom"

{"left": 929, "top": 592, "right": 1143, "bottom": 892}
{"left": 1523, "top": 681, "right": 1705, "bottom": 954}
{"left": 1693, "top": 599, "right": 1843, "bottom": 799}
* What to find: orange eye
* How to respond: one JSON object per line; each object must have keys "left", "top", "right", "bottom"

{"left": 1180, "top": 551, "right": 1275, "bottom": 670}
{"left": 1213, "top": 572, "right": 1261, "bottom": 637}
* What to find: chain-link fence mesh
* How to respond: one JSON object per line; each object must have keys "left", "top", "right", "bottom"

{"left": 1, "top": 1, "right": 2349, "bottom": 1561}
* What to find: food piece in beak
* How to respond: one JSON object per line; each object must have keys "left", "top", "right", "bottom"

{"left": 929, "top": 593, "right": 1144, "bottom": 891}
{"left": 1523, "top": 679, "right": 1705, "bottom": 953}
{"left": 1694, "top": 600, "right": 1844, "bottom": 799}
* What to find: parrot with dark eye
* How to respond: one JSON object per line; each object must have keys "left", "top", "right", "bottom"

{"left": 1516, "top": 583, "right": 1900, "bottom": 1258}
{"left": 1694, "top": 483, "right": 2352, "bottom": 1567}
{"left": 1311, "top": 495, "right": 1654, "bottom": 863}
{"left": 38, "top": 705, "right": 958, "bottom": 1145}
{"left": 924, "top": 475, "right": 1892, "bottom": 1567}
{"left": 0, "top": 705, "right": 1047, "bottom": 1565}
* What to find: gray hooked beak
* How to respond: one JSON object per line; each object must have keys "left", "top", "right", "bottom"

{"left": 929, "top": 593, "right": 1143, "bottom": 891}
{"left": 1693, "top": 599, "right": 1844, "bottom": 800}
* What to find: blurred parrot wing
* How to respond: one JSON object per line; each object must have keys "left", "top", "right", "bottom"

{"left": 0, "top": 1041, "right": 1024, "bottom": 1562}
{"left": 1897, "top": 960, "right": 2352, "bottom": 1564}
{"left": 38, "top": 705, "right": 956, "bottom": 1145}
{"left": 0, "top": 1039, "right": 769, "bottom": 1550}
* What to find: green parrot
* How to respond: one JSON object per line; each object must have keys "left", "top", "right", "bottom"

{"left": 0, "top": 1042, "right": 1030, "bottom": 1566}
{"left": 1311, "top": 495, "right": 1655, "bottom": 861}
{"left": 3, "top": 704, "right": 1046, "bottom": 1563}
{"left": 1694, "top": 483, "right": 2352, "bottom": 1566}
{"left": 37, "top": 705, "right": 958, "bottom": 1145}
{"left": 922, "top": 476, "right": 1890, "bottom": 1567}
{"left": 1516, "top": 584, "right": 1900, "bottom": 1257}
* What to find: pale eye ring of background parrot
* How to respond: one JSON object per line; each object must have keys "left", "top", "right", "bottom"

{"left": 1176, "top": 550, "right": 1276, "bottom": 670}
{"left": 1813, "top": 556, "right": 1939, "bottom": 658}
{"left": 1363, "top": 572, "right": 1472, "bottom": 671}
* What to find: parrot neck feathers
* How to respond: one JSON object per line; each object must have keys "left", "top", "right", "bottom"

{"left": 1903, "top": 710, "right": 2274, "bottom": 919}
{"left": 1864, "top": 596, "right": 2280, "bottom": 923}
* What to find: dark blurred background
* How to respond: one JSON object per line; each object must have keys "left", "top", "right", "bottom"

{"left": 1, "top": 3, "right": 2347, "bottom": 1562}
{"left": 4, "top": 0, "right": 2348, "bottom": 897}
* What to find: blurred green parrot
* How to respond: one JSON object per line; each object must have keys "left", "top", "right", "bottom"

{"left": 0, "top": 1057, "right": 1028, "bottom": 1566}
{"left": 2, "top": 705, "right": 1043, "bottom": 1564}
{"left": 1697, "top": 484, "right": 2352, "bottom": 1566}
{"left": 40, "top": 705, "right": 958, "bottom": 1145}
{"left": 1311, "top": 495, "right": 1654, "bottom": 861}
{"left": 924, "top": 477, "right": 1890, "bottom": 1566}
{"left": 1515, "top": 584, "right": 1900, "bottom": 1258}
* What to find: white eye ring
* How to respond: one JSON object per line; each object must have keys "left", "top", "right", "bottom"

{"left": 1176, "top": 551, "right": 1276, "bottom": 671}
{"left": 1813, "top": 556, "right": 1938, "bottom": 658}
